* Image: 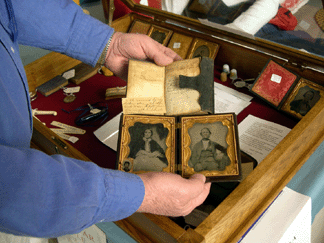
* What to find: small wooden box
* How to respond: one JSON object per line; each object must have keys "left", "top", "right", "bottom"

{"left": 28, "top": 1, "right": 324, "bottom": 242}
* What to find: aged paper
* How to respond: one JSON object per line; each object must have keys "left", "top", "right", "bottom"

{"left": 125, "top": 60, "right": 166, "bottom": 115}
{"left": 122, "top": 97, "right": 166, "bottom": 115}
{"left": 124, "top": 58, "right": 203, "bottom": 115}
{"left": 238, "top": 115, "right": 291, "bottom": 163}
{"left": 165, "top": 58, "right": 201, "bottom": 115}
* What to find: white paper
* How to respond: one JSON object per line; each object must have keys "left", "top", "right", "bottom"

{"left": 238, "top": 115, "right": 291, "bottom": 163}
{"left": 94, "top": 113, "right": 122, "bottom": 151}
{"left": 214, "top": 83, "right": 252, "bottom": 115}
{"left": 58, "top": 225, "right": 106, "bottom": 243}
{"left": 62, "top": 69, "right": 75, "bottom": 80}
{"left": 239, "top": 187, "right": 311, "bottom": 243}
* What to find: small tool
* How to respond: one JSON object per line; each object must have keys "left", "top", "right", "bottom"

{"left": 32, "top": 108, "right": 57, "bottom": 116}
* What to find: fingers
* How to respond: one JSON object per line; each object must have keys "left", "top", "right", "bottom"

{"left": 142, "top": 37, "right": 182, "bottom": 66}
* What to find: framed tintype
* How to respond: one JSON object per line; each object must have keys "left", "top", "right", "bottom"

{"left": 180, "top": 113, "right": 241, "bottom": 182}
{"left": 117, "top": 114, "right": 176, "bottom": 174}
{"left": 117, "top": 113, "right": 241, "bottom": 182}
{"left": 147, "top": 25, "right": 173, "bottom": 46}
{"left": 281, "top": 78, "right": 324, "bottom": 119}
{"left": 167, "top": 33, "right": 194, "bottom": 59}
{"left": 186, "top": 38, "right": 220, "bottom": 60}
{"left": 128, "top": 19, "right": 151, "bottom": 34}
{"left": 249, "top": 59, "right": 300, "bottom": 109}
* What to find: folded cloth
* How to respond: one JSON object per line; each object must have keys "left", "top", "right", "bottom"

{"left": 269, "top": 7, "right": 298, "bottom": 30}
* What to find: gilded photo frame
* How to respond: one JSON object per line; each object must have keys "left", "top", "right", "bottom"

{"left": 147, "top": 25, "right": 173, "bottom": 46}
{"left": 281, "top": 78, "right": 324, "bottom": 119}
{"left": 186, "top": 38, "right": 220, "bottom": 60}
{"left": 180, "top": 114, "right": 241, "bottom": 181}
{"left": 118, "top": 114, "right": 176, "bottom": 174}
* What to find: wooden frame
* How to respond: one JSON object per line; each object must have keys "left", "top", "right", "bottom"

{"left": 28, "top": 5, "right": 324, "bottom": 243}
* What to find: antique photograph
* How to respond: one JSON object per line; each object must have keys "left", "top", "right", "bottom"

{"left": 147, "top": 25, "right": 173, "bottom": 46}
{"left": 180, "top": 114, "right": 241, "bottom": 181}
{"left": 122, "top": 159, "right": 132, "bottom": 172}
{"left": 186, "top": 38, "right": 219, "bottom": 60}
{"left": 118, "top": 115, "right": 176, "bottom": 174}
{"left": 188, "top": 122, "right": 230, "bottom": 172}
{"left": 281, "top": 78, "right": 324, "bottom": 119}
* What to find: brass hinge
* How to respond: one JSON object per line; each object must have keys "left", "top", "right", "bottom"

{"left": 175, "top": 123, "right": 181, "bottom": 129}
{"left": 283, "top": 59, "right": 307, "bottom": 72}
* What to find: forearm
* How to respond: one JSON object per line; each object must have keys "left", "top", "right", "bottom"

{"left": 0, "top": 145, "right": 144, "bottom": 238}
{"left": 12, "top": 0, "right": 113, "bottom": 66}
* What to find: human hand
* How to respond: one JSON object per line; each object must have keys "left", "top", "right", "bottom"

{"left": 137, "top": 172, "right": 211, "bottom": 217}
{"left": 104, "top": 32, "right": 182, "bottom": 80}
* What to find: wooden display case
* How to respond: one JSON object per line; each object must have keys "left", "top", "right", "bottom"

{"left": 27, "top": 1, "right": 324, "bottom": 242}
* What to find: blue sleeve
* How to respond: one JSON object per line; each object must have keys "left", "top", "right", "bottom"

{"left": 0, "top": 145, "right": 144, "bottom": 238}
{"left": 12, "top": 0, "right": 113, "bottom": 66}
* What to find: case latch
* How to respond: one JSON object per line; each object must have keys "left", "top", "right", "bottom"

{"left": 283, "top": 59, "right": 307, "bottom": 72}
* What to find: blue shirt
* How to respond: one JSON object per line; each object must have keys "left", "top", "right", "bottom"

{"left": 0, "top": 0, "right": 144, "bottom": 238}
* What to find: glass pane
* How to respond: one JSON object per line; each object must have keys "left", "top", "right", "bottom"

{"left": 143, "top": 0, "right": 324, "bottom": 59}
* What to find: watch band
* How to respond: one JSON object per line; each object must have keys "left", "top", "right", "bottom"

{"left": 97, "top": 31, "right": 115, "bottom": 66}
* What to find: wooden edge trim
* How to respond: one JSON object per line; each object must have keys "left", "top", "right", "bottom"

{"left": 31, "top": 117, "right": 91, "bottom": 161}
{"left": 195, "top": 99, "right": 324, "bottom": 243}
{"left": 177, "top": 228, "right": 205, "bottom": 243}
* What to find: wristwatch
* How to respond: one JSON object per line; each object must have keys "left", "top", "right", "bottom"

{"left": 97, "top": 31, "right": 115, "bottom": 66}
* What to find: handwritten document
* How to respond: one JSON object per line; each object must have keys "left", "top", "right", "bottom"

{"left": 57, "top": 225, "right": 106, "bottom": 243}
{"left": 238, "top": 115, "right": 291, "bottom": 163}
{"left": 124, "top": 58, "right": 204, "bottom": 116}
{"left": 122, "top": 97, "right": 166, "bottom": 115}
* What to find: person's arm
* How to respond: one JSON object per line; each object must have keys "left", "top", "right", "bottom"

{"left": 0, "top": 145, "right": 144, "bottom": 238}
{"left": 13, "top": 0, "right": 112, "bottom": 66}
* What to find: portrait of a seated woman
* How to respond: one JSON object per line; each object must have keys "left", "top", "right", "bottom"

{"left": 128, "top": 126, "right": 168, "bottom": 172}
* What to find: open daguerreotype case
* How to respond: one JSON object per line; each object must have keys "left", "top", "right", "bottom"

{"left": 117, "top": 56, "right": 241, "bottom": 182}
{"left": 116, "top": 113, "right": 241, "bottom": 182}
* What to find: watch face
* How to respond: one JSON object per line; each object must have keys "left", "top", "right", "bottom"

{"left": 63, "top": 94, "right": 76, "bottom": 103}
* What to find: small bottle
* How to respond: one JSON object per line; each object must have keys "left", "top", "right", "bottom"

{"left": 220, "top": 72, "right": 228, "bottom": 82}
{"left": 230, "top": 69, "right": 238, "bottom": 80}
{"left": 223, "top": 64, "right": 230, "bottom": 74}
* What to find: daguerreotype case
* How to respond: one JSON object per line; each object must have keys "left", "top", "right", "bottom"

{"left": 250, "top": 59, "right": 324, "bottom": 119}
{"left": 28, "top": 0, "right": 324, "bottom": 242}
{"left": 116, "top": 113, "right": 241, "bottom": 182}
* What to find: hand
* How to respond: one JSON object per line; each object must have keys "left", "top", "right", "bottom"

{"left": 137, "top": 172, "right": 211, "bottom": 217}
{"left": 104, "top": 32, "right": 182, "bottom": 80}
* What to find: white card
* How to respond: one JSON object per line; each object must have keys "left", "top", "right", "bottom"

{"left": 270, "top": 74, "right": 282, "bottom": 84}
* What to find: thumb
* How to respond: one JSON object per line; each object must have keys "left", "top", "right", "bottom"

{"left": 186, "top": 174, "right": 211, "bottom": 199}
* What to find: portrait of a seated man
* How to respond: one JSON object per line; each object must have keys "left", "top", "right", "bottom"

{"left": 189, "top": 127, "right": 230, "bottom": 172}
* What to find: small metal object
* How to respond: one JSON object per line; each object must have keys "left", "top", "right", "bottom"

{"left": 220, "top": 72, "right": 228, "bottom": 82}
{"left": 229, "top": 69, "right": 238, "bottom": 81}
{"left": 233, "top": 78, "right": 255, "bottom": 89}
{"left": 223, "top": 64, "right": 230, "bottom": 74}
{"left": 63, "top": 94, "right": 76, "bottom": 103}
